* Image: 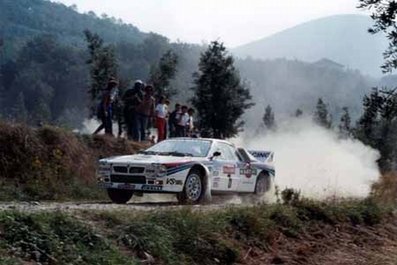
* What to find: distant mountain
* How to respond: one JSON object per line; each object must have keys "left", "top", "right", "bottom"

{"left": 233, "top": 15, "right": 388, "bottom": 77}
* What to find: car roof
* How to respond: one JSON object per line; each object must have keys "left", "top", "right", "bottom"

{"left": 165, "top": 137, "right": 233, "bottom": 145}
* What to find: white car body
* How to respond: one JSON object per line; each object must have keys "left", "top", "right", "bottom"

{"left": 97, "top": 138, "right": 275, "bottom": 199}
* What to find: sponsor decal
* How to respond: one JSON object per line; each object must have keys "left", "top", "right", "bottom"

{"left": 118, "top": 183, "right": 136, "bottom": 190}
{"left": 98, "top": 182, "right": 112, "bottom": 188}
{"left": 242, "top": 181, "right": 254, "bottom": 185}
{"left": 166, "top": 178, "right": 183, "bottom": 185}
{"left": 213, "top": 181, "right": 219, "bottom": 188}
{"left": 223, "top": 165, "right": 236, "bottom": 174}
{"left": 141, "top": 185, "right": 163, "bottom": 191}
{"left": 213, "top": 177, "right": 221, "bottom": 181}
{"left": 213, "top": 171, "right": 220, "bottom": 177}
{"left": 239, "top": 167, "right": 258, "bottom": 178}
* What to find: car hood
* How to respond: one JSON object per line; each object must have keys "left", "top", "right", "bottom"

{"left": 100, "top": 154, "right": 205, "bottom": 165}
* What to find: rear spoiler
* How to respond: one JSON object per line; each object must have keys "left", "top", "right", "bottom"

{"left": 248, "top": 150, "right": 274, "bottom": 163}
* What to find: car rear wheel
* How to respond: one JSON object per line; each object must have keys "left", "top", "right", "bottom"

{"left": 107, "top": 188, "right": 133, "bottom": 204}
{"left": 255, "top": 174, "right": 268, "bottom": 195}
{"left": 177, "top": 169, "right": 205, "bottom": 204}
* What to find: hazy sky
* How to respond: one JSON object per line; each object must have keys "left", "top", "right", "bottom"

{"left": 55, "top": 0, "right": 364, "bottom": 47}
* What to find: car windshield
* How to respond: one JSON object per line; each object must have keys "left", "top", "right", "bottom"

{"left": 143, "top": 139, "right": 212, "bottom": 157}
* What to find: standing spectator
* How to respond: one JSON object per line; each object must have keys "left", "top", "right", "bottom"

{"left": 122, "top": 80, "right": 144, "bottom": 139}
{"left": 135, "top": 85, "right": 155, "bottom": 141}
{"left": 186, "top": 108, "right": 195, "bottom": 136}
{"left": 93, "top": 78, "right": 118, "bottom": 136}
{"left": 164, "top": 99, "right": 170, "bottom": 139}
{"left": 155, "top": 96, "right": 167, "bottom": 142}
{"left": 176, "top": 105, "right": 189, "bottom": 137}
{"left": 168, "top": 103, "right": 181, "bottom": 137}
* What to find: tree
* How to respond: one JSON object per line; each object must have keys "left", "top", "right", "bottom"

{"left": 191, "top": 41, "right": 254, "bottom": 139}
{"left": 148, "top": 50, "right": 178, "bottom": 98}
{"left": 295, "top": 108, "right": 303, "bottom": 117}
{"left": 355, "top": 88, "right": 397, "bottom": 171}
{"left": 314, "top": 98, "right": 332, "bottom": 128}
{"left": 263, "top": 105, "right": 276, "bottom": 130}
{"left": 359, "top": 0, "right": 397, "bottom": 72}
{"left": 338, "top": 107, "right": 352, "bottom": 138}
{"left": 10, "top": 92, "right": 28, "bottom": 122}
{"left": 85, "top": 30, "right": 118, "bottom": 109}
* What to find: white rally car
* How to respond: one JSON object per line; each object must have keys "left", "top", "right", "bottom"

{"left": 97, "top": 138, "right": 275, "bottom": 204}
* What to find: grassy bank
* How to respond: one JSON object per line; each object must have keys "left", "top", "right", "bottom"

{"left": 0, "top": 122, "right": 146, "bottom": 201}
{"left": 0, "top": 199, "right": 395, "bottom": 264}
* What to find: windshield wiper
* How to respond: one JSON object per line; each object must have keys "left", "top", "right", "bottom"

{"left": 138, "top": 150, "right": 159, "bottom": 155}
{"left": 166, "top": 151, "right": 193, "bottom": 157}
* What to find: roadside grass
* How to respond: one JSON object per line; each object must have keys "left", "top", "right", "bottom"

{"left": 83, "top": 196, "right": 392, "bottom": 265}
{"left": 0, "top": 121, "right": 147, "bottom": 201}
{"left": 0, "top": 211, "right": 136, "bottom": 265}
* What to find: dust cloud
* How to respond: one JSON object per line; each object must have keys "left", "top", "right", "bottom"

{"left": 233, "top": 118, "right": 380, "bottom": 199}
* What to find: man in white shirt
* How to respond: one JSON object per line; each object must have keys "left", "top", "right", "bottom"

{"left": 176, "top": 105, "right": 189, "bottom": 137}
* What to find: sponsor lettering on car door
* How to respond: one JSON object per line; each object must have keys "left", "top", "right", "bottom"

{"left": 212, "top": 143, "right": 240, "bottom": 191}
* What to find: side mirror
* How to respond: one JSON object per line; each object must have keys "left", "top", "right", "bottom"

{"left": 210, "top": 151, "right": 221, "bottom": 160}
{"left": 213, "top": 151, "right": 221, "bottom": 157}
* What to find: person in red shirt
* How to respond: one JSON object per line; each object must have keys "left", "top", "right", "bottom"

{"left": 155, "top": 96, "right": 168, "bottom": 142}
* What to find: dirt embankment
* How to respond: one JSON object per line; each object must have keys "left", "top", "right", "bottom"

{"left": 0, "top": 121, "right": 147, "bottom": 201}
{"left": 0, "top": 199, "right": 396, "bottom": 265}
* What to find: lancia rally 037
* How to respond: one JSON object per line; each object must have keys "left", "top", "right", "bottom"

{"left": 97, "top": 138, "right": 275, "bottom": 204}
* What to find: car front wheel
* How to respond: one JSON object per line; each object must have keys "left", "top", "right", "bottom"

{"left": 107, "top": 188, "right": 133, "bottom": 204}
{"left": 177, "top": 169, "right": 205, "bottom": 204}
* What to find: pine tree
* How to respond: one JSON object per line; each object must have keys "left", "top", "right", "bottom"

{"left": 11, "top": 92, "right": 28, "bottom": 122}
{"left": 149, "top": 50, "right": 178, "bottom": 98}
{"left": 263, "top": 105, "right": 275, "bottom": 130}
{"left": 338, "top": 107, "right": 351, "bottom": 138}
{"left": 314, "top": 98, "right": 332, "bottom": 128}
{"left": 191, "top": 41, "right": 254, "bottom": 139}
{"left": 355, "top": 89, "right": 382, "bottom": 146}
{"left": 295, "top": 108, "right": 303, "bottom": 117}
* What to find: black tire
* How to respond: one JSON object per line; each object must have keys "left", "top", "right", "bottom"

{"left": 107, "top": 188, "right": 133, "bottom": 204}
{"left": 254, "top": 174, "right": 269, "bottom": 196}
{"left": 177, "top": 169, "right": 205, "bottom": 204}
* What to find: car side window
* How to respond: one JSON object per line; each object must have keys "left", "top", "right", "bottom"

{"left": 216, "top": 143, "right": 238, "bottom": 161}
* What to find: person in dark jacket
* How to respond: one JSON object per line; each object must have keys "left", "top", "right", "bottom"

{"left": 122, "top": 80, "right": 144, "bottom": 139}
{"left": 168, "top": 103, "right": 181, "bottom": 138}
{"left": 93, "top": 78, "right": 118, "bottom": 136}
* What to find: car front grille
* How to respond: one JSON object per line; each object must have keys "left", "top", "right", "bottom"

{"left": 129, "top": 167, "right": 145, "bottom": 174}
{"left": 113, "top": 166, "right": 128, "bottom": 173}
{"left": 110, "top": 174, "right": 146, "bottom": 184}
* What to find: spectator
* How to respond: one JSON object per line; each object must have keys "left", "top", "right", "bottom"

{"left": 93, "top": 78, "right": 118, "bottom": 136}
{"left": 168, "top": 103, "right": 181, "bottom": 137}
{"left": 164, "top": 99, "right": 170, "bottom": 139}
{"left": 135, "top": 85, "right": 155, "bottom": 141}
{"left": 187, "top": 108, "right": 195, "bottom": 136}
{"left": 176, "top": 105, "right": 189, "bottom": 137}
{"left": 155, "top": 96, "right": 167, "bottom": 142}
{"left": 122, "top": 80, "right": 144, "bottom": 139}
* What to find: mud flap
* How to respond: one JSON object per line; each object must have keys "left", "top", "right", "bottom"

{"left": 201, "top": 172, "right": 212, "bottom": 204}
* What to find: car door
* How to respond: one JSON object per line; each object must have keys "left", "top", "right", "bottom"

{"left": 236, "top": 148, "right": 258, "bottom": 192}
{"left": 211, "top": 143, "right": 240, "bottom": 191}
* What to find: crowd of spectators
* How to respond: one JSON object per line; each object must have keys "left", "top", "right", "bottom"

{"left": 93, "top": 78, "right": 197, "bottom": 143}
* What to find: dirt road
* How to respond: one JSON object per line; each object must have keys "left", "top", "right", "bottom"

{"left": 0, "top": 194, "right": 247, "bottom": 212}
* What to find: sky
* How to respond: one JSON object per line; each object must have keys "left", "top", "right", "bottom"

{"left": 55, "top": 0, "right": 364, "bottom": 47}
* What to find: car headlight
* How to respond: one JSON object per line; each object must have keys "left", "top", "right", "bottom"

{"left": 151, "top": 163, "right": 168, "bottom": 177}
{"left": 97, "top": 162, "right": 111, "bottom": 175}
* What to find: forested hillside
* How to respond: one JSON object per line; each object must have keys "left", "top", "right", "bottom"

{"left": 0, "top": 0, "right": 385, "bottom": 130}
